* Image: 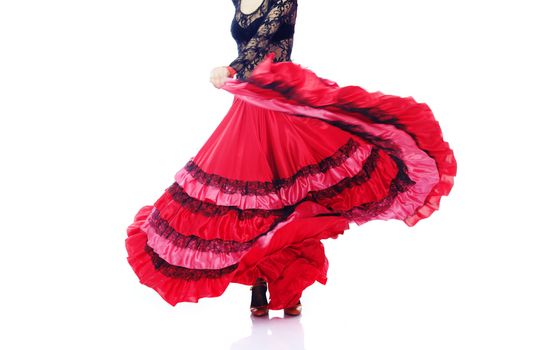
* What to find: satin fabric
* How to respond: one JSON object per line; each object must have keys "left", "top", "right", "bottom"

{"left": 125, "top": 53, "right": 457, "bottom": 309}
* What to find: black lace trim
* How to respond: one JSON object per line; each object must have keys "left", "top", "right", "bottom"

{"left": 166, "top": 181, "right": 292, "bottom": 220}
{"left": 250, "top": 78, "right": 432, "bottom": 158}
{"left": 157, "top": 147, "right": 412, "bottom": 254}
{"left": 306, "top": 148, "right": 416, "bottom": 216}
{"left": 305, "top": 147, "right": 380, "bottom": 202}
{"left": 183, "top": 137, "right": 360, "bottom": 196}
{"left": 343, "top": 161, "right": 416, "bottom": 221}
{"left": 144, "top": 243, "right": 238, "bottom": 280}
{"left": 155, "top": 151, "right": 405, "bottom": 255}
{"left": 145, "top": 151, "right": 415, "bottom": 280}
{"left": 144, "top": 172, "right": 413, "bottom": 282}
{"left": 147, "top": 206, "right": 286, "bottom": 254}
{"left": 179, "top": 145, "right": 412, "bottom": 216}
{"left": 327, "top": 120, "right": 402, "bottom": 156}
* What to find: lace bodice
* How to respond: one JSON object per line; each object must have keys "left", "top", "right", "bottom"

{"left": 229, "top": 0, "right": 297, "bottom": 81}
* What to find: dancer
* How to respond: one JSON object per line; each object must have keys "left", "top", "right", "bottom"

{"left": 125, "top": 0, "right": 457, "bottom": 317}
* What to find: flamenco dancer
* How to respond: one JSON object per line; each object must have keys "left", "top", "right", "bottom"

{"left": 125, "top": 0, "right": 457, "bottom": 317}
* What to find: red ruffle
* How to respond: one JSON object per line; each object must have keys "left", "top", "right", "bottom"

{"left": 125, "top": 206, "right": 236, "bottom": 305}
{"left": 126, "top": 202, "right": 349, "bottom": 309}
{"left": 225, "top": 52, "right": 457, "bottom": 226}
{"left": 310, "top": 147, "right": 399, "bottom": 212}
{"left": 231, "top": 200, "right": 351, "bottom": 309}
{"left": 125, "top": 53, "right": 457, "bottom": 310}
{"left": 154, "top": 188, "right": 285, "bottom": 242}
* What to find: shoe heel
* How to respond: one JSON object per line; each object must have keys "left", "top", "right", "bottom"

{"left": 250, "top": 278, "right": 269, "bottom": 317}
{"left": 284, "top": 300, "right": 302, "bottom": 316}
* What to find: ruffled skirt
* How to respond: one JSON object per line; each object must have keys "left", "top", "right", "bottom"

{"left": 125, "top": 53, "right": 457, "bottom": 310}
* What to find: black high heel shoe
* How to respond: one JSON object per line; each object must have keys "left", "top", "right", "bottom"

{"left": 250, "top": 278, "right": 269, "bottom": 317}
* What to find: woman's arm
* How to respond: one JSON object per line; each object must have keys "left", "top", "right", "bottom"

{"left": 229, "top": 0, "right": 295, "bottom": 78}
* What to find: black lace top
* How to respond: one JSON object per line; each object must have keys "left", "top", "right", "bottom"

{"left": 229, "top": 0, "right": 298, "bottom": 81}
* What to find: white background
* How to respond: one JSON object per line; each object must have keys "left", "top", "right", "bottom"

{"left": 1, "top": 0, "right": 536, "bottom": 349}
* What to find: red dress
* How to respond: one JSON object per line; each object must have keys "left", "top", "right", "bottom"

{"left": 125, "top": 0, "right": 457, "bottom": 310}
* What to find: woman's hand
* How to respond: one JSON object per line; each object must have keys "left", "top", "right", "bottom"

{"left": 209, "top": 66, "right": 231, "bottom": 89}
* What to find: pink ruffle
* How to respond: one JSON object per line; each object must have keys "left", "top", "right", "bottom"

{"left": 220, "top": 88, "right": 439, "bottom": 225}
{"left": 231, "top": 200, "right": 351, "bottom": 309}
{"left": 124, "top": 53, "right": 457, "bottom": 310}
{"left": 143, "top": 216, "right": 247, "bottom": 269}
{"left": 125, "top": 202, "right": 350, "bottom": 309}
{"left": 154, "top": 189, "right": 283, "bottom": 242}
{"left": 125, "top": 206, "right": 236, "bottom": 305}
{"left": 174, "top": 140, "right": 374, "bottom": 209}
{"left": 221, "top": 53, "right": 455, "bottom": 226}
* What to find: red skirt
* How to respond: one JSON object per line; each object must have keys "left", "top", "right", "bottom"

{"left": 125, "top": 53, "right": 457, "bottom": 310}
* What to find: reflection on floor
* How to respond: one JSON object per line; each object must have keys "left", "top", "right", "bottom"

{"left": 230, "top": 314, "right": 305, "bottom": 350}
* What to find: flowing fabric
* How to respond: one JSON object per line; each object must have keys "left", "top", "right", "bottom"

{"left": 125, "top": 53, "right": 457, "bottom": 310}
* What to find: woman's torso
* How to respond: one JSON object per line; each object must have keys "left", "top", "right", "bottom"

{"left": 230, "top": 0, "right": 297, "bottom": 78}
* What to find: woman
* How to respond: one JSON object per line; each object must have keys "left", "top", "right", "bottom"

{"left": 125, "top": 0, "right": 457, "bottom": 317}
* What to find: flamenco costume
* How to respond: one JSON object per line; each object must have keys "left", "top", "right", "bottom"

{"left": 125, "top": 0, "right": 457, "bottom": 311}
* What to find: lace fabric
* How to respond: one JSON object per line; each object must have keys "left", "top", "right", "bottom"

{"left": 147, "top": 207, "right": 259, "bottom": 253}
{"left": 183, "top": 137, "right": 361, "bottom": 196}
{"left": 165, "top": 181, "right": 291, "bottom": 219}
{"left": 230, "top": 0, "right": 297, "bottom": 80}
{"left": 144, "top": 243, "right": 239, "bottom": 280}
